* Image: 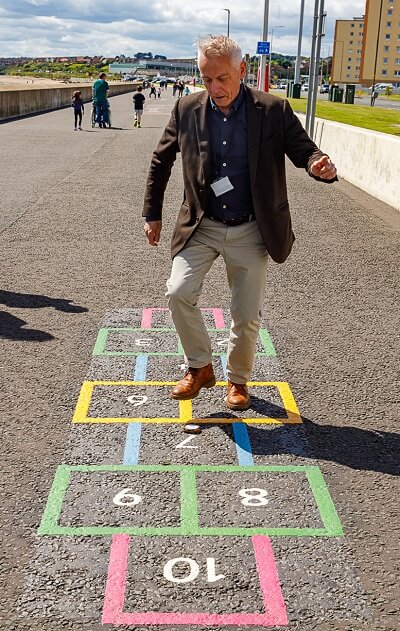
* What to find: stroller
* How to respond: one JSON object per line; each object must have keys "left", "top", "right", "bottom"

{"left": 91, "top": 99, "right": 112, "bottom": 128}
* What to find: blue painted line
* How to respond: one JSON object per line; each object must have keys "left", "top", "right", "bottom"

{"left": 233, "top": 423, "right": 254, "bottom": 466}
{"left": 220, "top": 355, "right": 227, "bottom": 379}
{"left": 134, "top": 354, "right": 148, "bottom": 381}
{"left": 123, "top": 355, "right": 148, "bottom": 465}
{"left": 123, "top": 424, "right": 142, "bottom": 465}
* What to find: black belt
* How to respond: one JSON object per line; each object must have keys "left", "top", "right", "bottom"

{"left": 206, "top": 214, "right": 254, "bottom": 226}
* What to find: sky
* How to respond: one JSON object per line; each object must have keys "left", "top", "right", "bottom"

{"left": 0, "top": 0, "right": 366, "bottom": 59}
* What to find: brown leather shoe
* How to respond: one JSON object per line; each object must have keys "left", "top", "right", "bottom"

{"left": 170, "top": 364, "right": 216, "bottom": 400}
{"left": 226, "top": 380, "right": 251, "bottom": 410}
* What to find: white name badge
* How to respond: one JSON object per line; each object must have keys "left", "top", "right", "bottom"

{"left": 210, "top": 176, "right": 234, "bottom": 197}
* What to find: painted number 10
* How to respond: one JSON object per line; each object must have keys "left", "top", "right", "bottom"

{"left": 163, "top": 557, "right": 225, "bottom": 584}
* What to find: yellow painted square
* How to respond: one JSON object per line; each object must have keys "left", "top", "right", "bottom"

{"left": 72, "top": 381, "right": 301, "bottom": 425}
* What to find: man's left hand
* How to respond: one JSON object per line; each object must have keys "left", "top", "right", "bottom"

{"left": 310, "top": 156, "right": 337, "bottom": 180}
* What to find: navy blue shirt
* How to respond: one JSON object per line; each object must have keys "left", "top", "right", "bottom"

{"left": 206, "top": 84, "right": 254, "bottom": 221}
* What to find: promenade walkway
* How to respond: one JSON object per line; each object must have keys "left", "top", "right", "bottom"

{"left": 0, "top": 90, "right": 399, "bottom": 631}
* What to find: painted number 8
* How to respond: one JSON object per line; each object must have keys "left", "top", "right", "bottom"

{"left": 239, "top": 487, "right": 269, "bottom": 507}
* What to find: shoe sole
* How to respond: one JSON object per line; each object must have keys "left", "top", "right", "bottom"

{"left": 225, "top": 396, "right": 251, "bottom": 411}
{"left": 170, "top": 378, "right": 216, "bottom": 400}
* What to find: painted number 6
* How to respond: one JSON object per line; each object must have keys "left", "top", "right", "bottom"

{"left": 239, "top": 488, "right": 269, "bottom": 506}
{"left": 113, "top": 488, "right": 142, "bottom": 506}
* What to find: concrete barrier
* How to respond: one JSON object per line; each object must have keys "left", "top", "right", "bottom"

{"left": 0, "top": 83, "right": 138, "bottom": 121}
{"left": 297, "top": 113, "right": 400, "bottom": 211}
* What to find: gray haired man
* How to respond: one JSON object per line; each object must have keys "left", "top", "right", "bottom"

{"left": 143, "top": 35, "right": 337, "bottom": 410}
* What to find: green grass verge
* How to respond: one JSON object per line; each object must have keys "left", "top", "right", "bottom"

{"left": 275, "top": 94, "right": 400, "bottom": 136}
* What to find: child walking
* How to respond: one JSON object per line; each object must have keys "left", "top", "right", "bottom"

{"left": 132, "top": 85, "right": 145, "bottom": 128}
{"left": 72, "top": 91, "right": 84, "bottom": 130}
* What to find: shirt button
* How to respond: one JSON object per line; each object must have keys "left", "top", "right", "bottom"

{"left": 222, "top": 141, "right": 227, "bottom": 145}
{"left": 222, "top": 163, "right": 226, "bottom": 167}
{"left": 223, "top": 118, "right": 227, "bottom": 122}
{"left": 223, "top": 204, "right": 227, "bottom": 209}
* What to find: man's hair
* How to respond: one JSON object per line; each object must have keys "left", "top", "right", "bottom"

{"left": 197, "top": 35, "right": 242, "bottom": 64}
{"left": 99, "top": 72, "right": 106, "bottom": 79}
{"left": 137, "top": 85, "right": 143, "bottom": 91}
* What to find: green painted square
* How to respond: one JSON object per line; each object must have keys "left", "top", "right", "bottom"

{"left": 38, "top": 464, "right": 342, "bottom": 537}
{"left": 93, "top": 328, "right": 276, "bottom": 357}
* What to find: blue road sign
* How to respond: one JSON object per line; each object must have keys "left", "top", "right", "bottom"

{"left": 257, "top": 41, "right": 270, "bottom": 55}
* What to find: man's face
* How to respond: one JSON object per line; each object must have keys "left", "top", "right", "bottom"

{"left": 199, "top": 53, "right": 245, "bottom": 111}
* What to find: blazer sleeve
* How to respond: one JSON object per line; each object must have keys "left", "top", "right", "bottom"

{"left": 142, "top": 100, "right": 181, "bottom": 219}
{"left": 282, "top": 99, "right": 337, "bottom": 183}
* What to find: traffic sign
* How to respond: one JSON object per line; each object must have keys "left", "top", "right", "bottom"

{"left": 257, "top": 41, "right": 270, "bottom": 55}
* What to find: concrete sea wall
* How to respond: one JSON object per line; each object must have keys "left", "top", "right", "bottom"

{"left": 297, "top": 113, "right": 400, "bottom": 211}
{"left": 0, "top": 83, "right": 137, "bottom": 121}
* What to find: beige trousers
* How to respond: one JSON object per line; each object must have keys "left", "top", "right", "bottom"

{"left": 166, "top": 217, "right": 268, "bottom": 384}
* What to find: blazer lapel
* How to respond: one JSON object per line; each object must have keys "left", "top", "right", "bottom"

{"left": 194, "top": 94, "right": 212, "bottom": 185}
{"left": 246, "top": 88, "right": 263, "bottom": 188}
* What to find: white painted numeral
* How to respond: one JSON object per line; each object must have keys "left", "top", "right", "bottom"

{"left": 206, "top": 558, "right": 225, "bottom": 582}
{"left": 127, "top": 395, "right": 148, "bottom": 407}
{"left": 163, "top": 557, "right": 225, "bottom": 584}
{"left": 239, "top": 487, "right": 269, "bottom": 506}
{"left": 135, "top": 338, "right": 153, "bottom": 347}
{"left": 113, "top": 488, "right": 142, "bottom": 507}
{"left": 176, "top": 435, "right": 198, "bottom": 449}
{"left": 216, "top": 338, "right": 230, "bottom": 346}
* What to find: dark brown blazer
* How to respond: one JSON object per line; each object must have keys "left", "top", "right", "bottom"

{"left": 143, "top": 86, "right": 333, "bottom": 263}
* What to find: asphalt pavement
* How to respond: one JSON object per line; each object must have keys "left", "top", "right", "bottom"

{"left": 0, "top": 89, "right": 399, "bottom": 631}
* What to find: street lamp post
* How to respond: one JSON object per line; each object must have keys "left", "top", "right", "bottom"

{"left": 222, "top": 8, "right": 231, "bottom": 37}
{"left": 370, "top": 0, "right": 384, "bottom": 106}
{"left": 269, "top": 26, "right": 284, "bottom": 87}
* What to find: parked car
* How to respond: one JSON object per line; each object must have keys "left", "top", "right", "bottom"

{"left": 368, "top": 83, "right": 394, "bottom": 92}
{"left": 320, "top": 83, "right": 330, "bottom": 93}
{"left": 301, "top": 83, "right": 309, "bottom": 91}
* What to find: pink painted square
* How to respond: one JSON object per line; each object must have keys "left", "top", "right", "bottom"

{"left": 102, "top": 534, "right": 288, "bottom": 626}
{"left": 141, "top": 307, "right": 226, "bottom": 330}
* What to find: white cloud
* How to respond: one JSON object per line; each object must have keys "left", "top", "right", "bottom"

{"left": 0, "top": 0, "right": 366, "bottom": 58}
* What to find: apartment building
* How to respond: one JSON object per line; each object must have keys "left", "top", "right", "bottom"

{"left": 331, "top": 17, "right": 364, "bottom": 84}
{"left": 360, "top": 0, "right": 400, "bottom": 86}
{"left": 332, "top": 0, "right": 400, "bottom": 86}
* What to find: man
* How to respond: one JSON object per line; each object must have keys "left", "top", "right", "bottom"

{"left": 92, "top": 72, "right": 109, "bottom": 127}
{"left": 143, "top": 35, "right": 337, "bottom": 411}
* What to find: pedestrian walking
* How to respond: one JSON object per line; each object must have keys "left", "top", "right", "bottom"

{"left": 149, "top": 84, "right": 157, "bottom": 98}
{"left": 132, "top": 85, "right": 145, "bottom": 128}
{"left": 178, "top": 81, "right": 184, "bottom": 98}
{"left": 143, "top": 35, "right": 337, "bottom": 410}
{"left": 157, "top": 86, "right": 162, "bottom": 99}
{"left": 172, "top": 81, "right": 178, "bottom": 97}
{"left": 183, "top": 86, "right": 191, "bottom": 96}
{"left": 71, "top": 90, "right": 84, "bottom": 130}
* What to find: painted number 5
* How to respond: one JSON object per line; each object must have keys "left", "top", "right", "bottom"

{"left": 113, "top": 488, "right": 142, "bottom": 506}
{"left": 127, "top": 395, "right": 148, "bottom": 407}
{"left": 239, "top": 488, "right": 269, "bottom": 506}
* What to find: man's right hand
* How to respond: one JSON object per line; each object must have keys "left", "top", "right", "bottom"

{"left": 144, "top": 220, "right": 162, "bottom": 246}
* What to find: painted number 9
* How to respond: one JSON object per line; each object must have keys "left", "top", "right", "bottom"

{"left": 127, "top": 395, "right": 148, "bottom": 407}
{"left": 113, "top": 488, "right": 142, "bottom": 507}
{"left": 239, "top": 488, "right": 269, "bottom": 506}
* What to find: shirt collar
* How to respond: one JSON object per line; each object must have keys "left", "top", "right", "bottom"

{"left": 210, "top": 83, "right": 245, "bottom": 114}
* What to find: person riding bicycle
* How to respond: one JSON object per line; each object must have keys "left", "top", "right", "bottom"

{"left": 92, "top": 72, "right": 110, "bottom": 127}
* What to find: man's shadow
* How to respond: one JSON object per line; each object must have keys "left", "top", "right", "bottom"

{"left": 0, "top": 290, "right": 88, "bottom": 313}
{"left": 0, "top": 311, "right": 54, "bottom": 341}
{"left": 198, "top": 402, "right": 399, "bottom": 476}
